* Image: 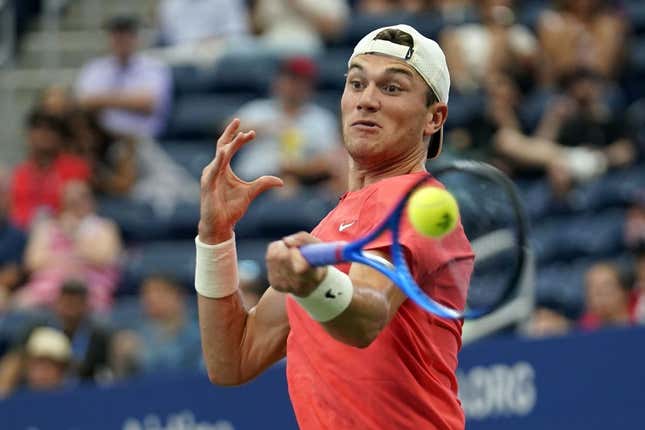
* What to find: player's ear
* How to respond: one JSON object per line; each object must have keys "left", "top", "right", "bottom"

{"left": 423, "top": 103, "right": 447, "bottom": 138}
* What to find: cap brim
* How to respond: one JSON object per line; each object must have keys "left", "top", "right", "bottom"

{"left": 428, "top": 127, "right": 443, "bottom": 159}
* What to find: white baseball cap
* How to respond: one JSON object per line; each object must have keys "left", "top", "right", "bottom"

{"left": 26, "top": 327, "right": 72, "bottom": 363}
{"left": 348, "top": 24, "right": 450, "bottom": 159}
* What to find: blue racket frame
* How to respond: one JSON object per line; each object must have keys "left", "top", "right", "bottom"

{"left": 300, "top": 173, "right": 473, "bottom": 320}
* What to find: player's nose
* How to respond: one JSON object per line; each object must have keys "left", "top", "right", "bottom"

{"left": 356, "top": 83, "right": 380, "bottom": 112}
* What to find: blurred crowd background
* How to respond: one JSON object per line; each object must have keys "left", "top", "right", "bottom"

{"left": 0, "top": 0, "right": 643, "bottom": 399}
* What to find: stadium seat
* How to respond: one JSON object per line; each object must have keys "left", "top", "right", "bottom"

{"left": 315, "top": 48, "right": 352, "bottom": 91}
{"left": 162, "top": 141, "right": 214, "bottom": 179}
{"left": 210, "top": 53, "right": 279, "bottom": 95}
{"left": 119, "top": 241, "right": 197, "bottom": 296}
{"left": 626, "top": 1, "right": 645, "bottom": 35}
{"left": 98, "top": 198, "right": 172, "bottom": 243}
{"left": 164, "top": 93, "right": 256, "bottom": 139}
{"left": 531, "top": 208, "right": 626, "bottom": 265}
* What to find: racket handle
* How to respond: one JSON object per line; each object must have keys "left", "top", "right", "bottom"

{"left": 300, "top": 242, "right": 346, "bottom": 267}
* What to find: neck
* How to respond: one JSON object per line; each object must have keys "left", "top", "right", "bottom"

{"left": 347, "top": 149, "right": 426, "bottom": 191}
{"left": 32, "top": 152, "right": 56, "bottom": 168}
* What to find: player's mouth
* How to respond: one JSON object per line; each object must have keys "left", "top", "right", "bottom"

{"left": 351, "top": 120, "right": 381, "bottom": 129}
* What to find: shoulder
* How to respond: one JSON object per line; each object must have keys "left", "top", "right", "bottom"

{"left": 79, "top": 57, "right": 113, "bottom": 75}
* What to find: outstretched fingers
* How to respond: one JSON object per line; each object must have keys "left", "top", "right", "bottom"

{"left": 248, "top": 175, "right": 284, "bottom": 200}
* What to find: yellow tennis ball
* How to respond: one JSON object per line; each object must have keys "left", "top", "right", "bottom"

{"left": 407, "top": 187, "right": 459, "bottom": 238}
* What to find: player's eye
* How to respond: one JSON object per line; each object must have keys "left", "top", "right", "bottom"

{"left": 382, "top": 84, "right": 401, "bottom": 94}
{"left": 348, "top": 79, "right": 364, "bottom": 90}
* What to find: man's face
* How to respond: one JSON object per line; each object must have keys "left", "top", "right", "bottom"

{"left": 25, "top": 357, "right": 67, "bottom": 391}
{"left": 108, "top": 30, "right": 138, "bottom": 61}
{"left": 28, "top": 126, "right": 61, "bottom": 158}
{"left": 340, "top": 54, "right": 443, "bottom": 166}
{"left": 55, "top": 292, "right": 88, "bottom": 327}
{"left": 585, "top": 265, "right": 628, "bottom": 322}
{"left": 274, "top": 74, "right": 314, "bottom": 107}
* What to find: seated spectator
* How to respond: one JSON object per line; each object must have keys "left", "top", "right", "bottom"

{"left": 0, "top": 169, "right": 27, "bottom": 310}
{"left": 36, "top": 88, "right": 198, "bottom": 217}
{"left": 537, "top": 0, "right": 626, "bottom": 86}
{"left": 75, "top": 15, "right": 171, "bottom": 139}
{"left": 110, "top": 275, "right": 201, "bottom": 378}
{"left": 355, "top": 0, "right": 432, "bottom": 14}
{"left": 15, "top": 182, "right": 122, "bottom": 313}
{"left": 233, "top": 56, "right": 343, "bottom": 194}
{"left": 151, "top": 0, "right": 249, "bottom": 65}
{"left": 0, "top": 280, "right": 112, "bottom": 396}
{"left": 494, "top": 68, "right": 636, "bottom": 196}
{"left": 10, "top": 109, "right": 90, "bottom": 229}
{"left": 579, "top": 262, "right": 633, "bottom": 331}
{"left": 523, "top": 303, "right": 572, "bottom": 338}
{"left": 440, "top": 0, "right": 538, "bottom": 94}
{"left": 250, "top": 0, "right": 350, "bottom": 54}
{"left": 625, "top": 191, "right": 645, "bottom": 251}
{"left": 631, "top": 247, "right": 645, "bottom": 324}
{"left": 0, "top": 327, "right": 73, "bottom": 397}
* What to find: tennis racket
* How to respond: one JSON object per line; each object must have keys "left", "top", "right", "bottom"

{"left": 299, "top": 160, "right": 531, "bottom": 320}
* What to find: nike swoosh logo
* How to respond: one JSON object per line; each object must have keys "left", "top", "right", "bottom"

{"left": 339, "top": 221, "right": 355, "bottom": 232}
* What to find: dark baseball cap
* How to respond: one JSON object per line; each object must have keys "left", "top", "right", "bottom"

{"left": 104, "top": 15, "right": 139, "bottom": 33}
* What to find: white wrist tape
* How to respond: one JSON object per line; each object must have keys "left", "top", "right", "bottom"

{"left": 194, "top": 235, "right": 239, "bottom": 298}
{"left": 293, "top": 266, "right": 353, "bottom": 322}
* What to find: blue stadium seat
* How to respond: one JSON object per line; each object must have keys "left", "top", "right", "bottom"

{"left": 164, "top": 93, "right": 256, "bottom": 139}
{"left": 334, "top": 12, "right": 417, "bottom": 48}
{"left": 532, "top": 208, "right": 626, "bottom": 265}
{"left": 535, "top": 259, "right": 592, "bottom": 318}
{"left": 626, "top": 1, "right": 645, "bottom": 35}
{"left": 98, "top": 198, "right": 171, "bottom": 242}
{"left": 119, "top": 241, "right": 197, "bottom": 296}
{"left": 313, "top": 89, "right": 342, "bottom": 117}
{"left": 315, "top": 48, "right": 352, "bottom": 91}
{"left": 210, "top": 53, "right": 279, "bottom": 95}
{"left": 162, "top": 141, "right": 214, "bottom": 179}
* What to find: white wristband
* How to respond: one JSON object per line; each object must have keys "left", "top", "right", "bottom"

{"left": 194, "top": 235, "right": 239, "bottom": 298}
{"left": 292, "top": 266, "right": 353, "bottom": 322}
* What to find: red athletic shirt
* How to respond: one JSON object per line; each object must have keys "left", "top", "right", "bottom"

{"left": 10, "top": 154, "right": 90, "bottom": 229}
{"left": 286, "top": 172, "right": 474, "bottom": 430}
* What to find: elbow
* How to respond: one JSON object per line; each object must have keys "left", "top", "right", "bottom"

{"left": 206, "top": 368, "right": 243, "bottom": 387}
{"left": 334, "top": 321, "right": 384, "bottom": 349}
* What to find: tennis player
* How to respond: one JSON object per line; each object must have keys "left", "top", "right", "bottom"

{"left": 196, "top": 24, "right": 474, "bottom": 430}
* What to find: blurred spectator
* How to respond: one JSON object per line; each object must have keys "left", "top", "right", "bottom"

{"left": 35, "top": 87, "right": 198, "bottom": 217}
{"left": 15, "top": 182, "right": 122, "bottom": 313}
{"left": 0, "top": 280, "right": 112, "bottom": 397}
{"left": 524, "top": 304, "right": 572, "bottom": 338}
{"left": 233, "top": 56, "right": 343, "bottom": 194}
{"left": 0, "top": 327, "right": 73, "bottom": 398}
{"left": 537, "top": 0, "right": 627, "bottom": 86}
{"left": 632, "top": 247, "right": 645, "bottom": 324}
{"left": 75, "top": 15, "right": 171, "bottom": 139}
{"left": 624, "top": 191, "right": 645, "bottom": 250}
{"left": 440, "top": 0, "right": 538, "bottom": 94}
{"left": 151, "top": 0, "right": 249, "bottom": 65}
{"left": 0, "top": 169, "right": 26, "bottom": 310}
{"left": 494, "top": 68, "right": 636, "bottom": 196}
{"left": 110, "top": 275, "right": 201, "bottom": 378}
{"left": 250, "top": 0, "right": 350, "bottom": 54}
{"left": 355, "top": 0, "right": 433, "bottom": 14}
{"left": 9, "top": 109, "right": 90, "bottom": 229}
{"left": 579, "top": 262, "right": 633, "bottom": 331}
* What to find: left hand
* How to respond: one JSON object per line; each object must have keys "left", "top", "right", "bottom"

{"left": 266, "top": 232, "right": 327, "bottom": 297}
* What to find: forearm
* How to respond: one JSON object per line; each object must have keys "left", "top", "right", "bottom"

{"left": 321, "top": 283, "right": 391, "bottom": 348}
{"left": 198, "top": 293, "right": 250, "bottom": 385}
{"left": 196, "top": 232, "right": 289, "bottom": 386}
{"left": 82, "top": 93, "right": 156, "bottom": 114}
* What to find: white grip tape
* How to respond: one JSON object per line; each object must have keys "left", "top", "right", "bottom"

{"left": 293, "top": 266, "right": 354, "bottom": 322}
{"left": 194, "top": 235, "right": 239, "bottom": 299}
